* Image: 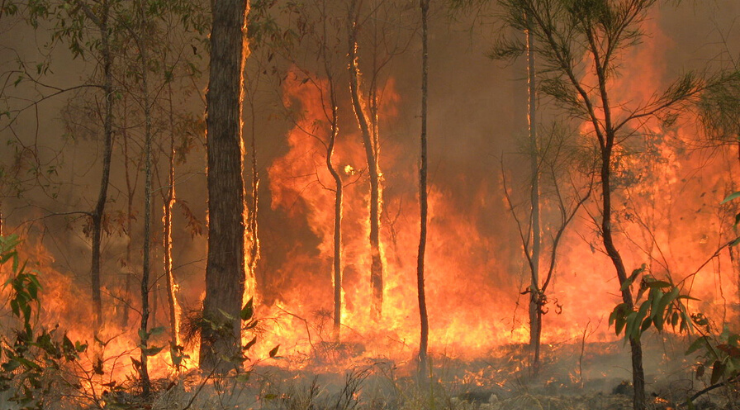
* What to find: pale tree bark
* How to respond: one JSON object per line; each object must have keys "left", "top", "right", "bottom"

{"left": 313, "top": 0, "right": 344, "bottom": 343}
{"left": 417, "top": 0, "right": 430, "bottom": 378}
{"left": 348, "top": 0, "right": 384, "bottom": 319}
{"left": 199, "top": 0, "right": 249, "bottom": 373}
{"left": 163, "top": 80, "right": 180, "bottom": 348}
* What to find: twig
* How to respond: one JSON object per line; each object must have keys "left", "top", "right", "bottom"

{"left": 182, "top": 367, "right": 218, "bottom": 410}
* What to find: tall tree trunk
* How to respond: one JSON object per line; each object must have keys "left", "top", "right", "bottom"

{"left": 326, "top": 86, "right": 343, "bottom": 342}
{"left": 594, "top": 50, "right": 646, "bottom": 407}
{"left": 199, "top": 0, "right": 249, "bottom": 373}
{"left": 601, "top": 142, "right": 645, "bottom": 409}
{"left": 90, "top": 0, "right": 114, "bottom": 338}
{"left": 164, "top": 81, "right": 180, "bottom": 348}
{"left": 348, "top": 0, "right": 384, "bottom": 319}
{"left": 247, "top": 101, "right": 260, "bottom": 286}
{"left": 121, "top": 92, "right": 136, "bottom": 329}
{"left": 526, "top": 15, "right": 542, "bottom": 374}
{"left": 416, "top": 0, "right": 430, "bottom": 377}
{"left": 137, "top": 2, "right": 153, "bottom": 393}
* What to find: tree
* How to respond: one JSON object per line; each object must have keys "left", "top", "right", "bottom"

{"left": 496, "top": 1, "right": 702, "bottom": 408}
{"left": 199, "top": 0, "right": 250, "bottom": 372}
{"left": 128, "top": 0, "right": 154, "bottom": 394}
{"left": 525, "top": 13, "right": 542, "bottom": 371}
{"left": 417, "top": 0, "right": 430, "bottom": 377}
{"left": 82, "top": 0, "right": 115, "bottom": 340}
{"left": 500, "top": 122, "right": 592, "bottom": 374}
{"left": 347, "top": 0, "right": 385, "bottom": 319}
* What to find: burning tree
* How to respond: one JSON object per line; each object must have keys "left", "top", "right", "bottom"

{"left": 496, "top": 0, "right": 703, "bottom": 408}
{"left": 199, "top": 0, "right": 251, "bottom": 372}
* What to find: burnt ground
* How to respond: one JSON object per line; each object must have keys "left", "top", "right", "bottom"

{"left": 137, "top": 335, "right": 740, "bottom": 410}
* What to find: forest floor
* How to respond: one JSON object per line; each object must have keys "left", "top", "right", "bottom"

{"left": 119, "top": 336, "right": 738, "bottom": 410}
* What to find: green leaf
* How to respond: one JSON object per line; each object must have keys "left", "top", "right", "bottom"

{"left": 721, "top": 191, "right": 740, "bottom": 203}
{"left": 654, "top": 287, "right": 680, "bottom": 332}
{"left": 16, "top": 357, "right": 41, "bottom": 370}
{"left": 243, "top": 336, "right": 257, "bottom": 351}
{"left": 615, "top": 315, "right": 626, "bottom": 336}
{"left": 143, "top": 345, "right": 164, "bottom": 356}
{"left": 641, "top": 317, "right": 652, "bottom": 332}
{"left": 710, "top": 360, "right": 725, "bottom": 385}
{"left": 218, "top": 308, "right": 237, "bottom": 321}
{"left": 621, "top": 266, "right": 645, "bottom": 291}
{"left": 2, "top": 359, "right": 20, "bottom": 372}
{"left": 150, "top": 326, "right": 166, "bottom": 336}
{"left": 646, "top": 280, "right": 671, "bottom": 289}
{"left": 269, "top": 345, "right": 280, "bottom": 358}
{"left": 241, "top": 298, "right": 254, "bottom": 321}
{"left": 686, "top": 336, "right": 710, "bottom": 355}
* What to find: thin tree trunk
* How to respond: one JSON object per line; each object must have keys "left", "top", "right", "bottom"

{"left": 348, "top": 0, "right": 384, "bottom": 319}
{"left": 163, "top": 80, "right": 180, "bottom": 348}
{"left": 121, "top": 92, "right": 135, "bottom": 329}
{"left": 247, "top": 100, "right": 260, "bottom": 284}
{"left": 601, "top": 145, "right": 645, "bottom": 409}
{"left": 327, "top": 87, "right": 343, "bottom": 342}
{"left": 138, "top": 2, "right": 153, "bottom": 393}
{"left": 90, "top": 0, "right": 114, "bottom": 337}
{"left": 417, "top": 0, "right": 430, "bottom": 378}
{"left": 595, "top": 69, "right": 646, "bottom": 410}
{"left": 526, "top": 14, "right": 542, "bottom": 373}
{"left": 199, "top": 0, "right": 249, "bottom": 373}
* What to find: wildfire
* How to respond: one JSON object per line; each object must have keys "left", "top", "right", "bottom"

{"left": 0, "top": 7, "right": 738, "bottom": 400}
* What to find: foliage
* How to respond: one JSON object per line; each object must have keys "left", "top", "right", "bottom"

{"left": 608, "top": 265, "right": 694, "bottom": 343}
{"left": 0, "top": 235, "right": 87, "bottom": 409}
{"left": 679, "top": 191, "right": 740, "bottom": 400}
{"left": 687, "top": 324, "right": 740, "bottom": 387}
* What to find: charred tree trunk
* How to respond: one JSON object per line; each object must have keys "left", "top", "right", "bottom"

{"left": 121, "top": 93, "right": 136, "bottom": 329}
{"left": 164, "top": 81, "right": 180, "bottom": 348}
{"left": 199, "top": 0, "right": 249, "bottom": 373}
{"left": 137, "top": 2, "right": 153, "bottom": 393}
{"left": 596, "top": 58, "right": 645, "bottom": 408}
{"left": 326, "top": 84, "right": 343, "bottom": 342}
{"left": 247, "top": 102, "right": 260, "bottom": 285}
{"left": 90, "top": 0, "right": 114, "bottom": 337}
{"left": 526, "top": 15, "right": 542, "bottom": 373}
{"left": 601, "top": 140, "right": 645, "bottom": 409}
{"left": 348, "top": 0, "right": 384, "bottom": 319}
{"left": 417, "top": 0, "right": 430, "bottom": 378}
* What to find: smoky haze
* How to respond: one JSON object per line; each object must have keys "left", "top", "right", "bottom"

{"left": 0, "top": 0, "right": 738, "bottom": 365}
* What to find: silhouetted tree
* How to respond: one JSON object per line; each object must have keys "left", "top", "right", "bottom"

{"left": 496, "top": 1, "right": 702, "bottom": 408}
{"left": 417, "top": 0, "right": 430, "bottom": 377}
{"left": 199, "top": 0, "right": 250, "bottom": 373}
